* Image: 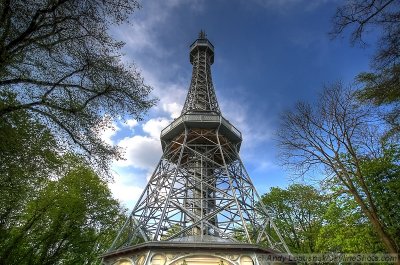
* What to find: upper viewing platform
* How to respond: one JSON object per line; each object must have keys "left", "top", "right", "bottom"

{"left": 160, "top": 113, "right": 242, "bottom": 150}
{"left": 190, "top": 30, "right": 214, "bottom": 64}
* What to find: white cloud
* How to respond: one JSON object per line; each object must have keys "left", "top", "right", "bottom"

{"left": 111, "top": 0, "right": 193, "bottom": 121}
{"left": 142, "top": 118, "right": 171, "bottom": 139}
{"left": 139, "top": 67, "right": 188, "bottom": 117}
{"left": 153, "top": 82, "right": 187, "bottom": 118}
{"left": 113, "top": 0, "right": 205, "bottom": 58}
{"left": 124, "top": 119, "right": 138, "bottom": 129}
{"left": 107, "top": 0, "right": 283, "bottom": 206}
{"left": 163, "top": 102, "right": 183, "bottom": 119}
{"left": 109, "top": 171, "right": 144, "bottom": 208}
{"left": 117, "top": 135, "right": 162, "bottom": 170}
{"left": 254, "top": 159, "right": 278, "bottom": 172}
{"left": 220, "top": 95, "right": 273, "bottom": 148}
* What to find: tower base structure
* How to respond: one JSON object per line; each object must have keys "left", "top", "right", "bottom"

{"left": 102, "top": 239, "right": 294, "bottom": 265}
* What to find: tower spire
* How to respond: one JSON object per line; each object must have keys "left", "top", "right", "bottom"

{"left": 198, "top": 30, "right": 206, "bottom": 39}
{"left": 182, "top": 31, "right": 220, "bottom": 114}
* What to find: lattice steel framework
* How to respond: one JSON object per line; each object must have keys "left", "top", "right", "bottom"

{"left": 108, "top": 32, "right": 289, "bottom": 255}
{"left": 182, "top": 31, "right": 220, "bottom": 114}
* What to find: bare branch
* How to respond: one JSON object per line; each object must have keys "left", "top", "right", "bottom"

{"left": 0, "top": 0, "right": 154, "bottom": 173}
{"left": 277, "top": 82, "right": 398, "bottom": 253}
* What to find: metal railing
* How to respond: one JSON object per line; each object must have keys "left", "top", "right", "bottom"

{"left": 161, "top": 114, "right": 242, "bottom": 139}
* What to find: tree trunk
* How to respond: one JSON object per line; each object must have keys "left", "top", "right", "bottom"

{"left": 351, "top": 190, "right": 398, "bottom": 257}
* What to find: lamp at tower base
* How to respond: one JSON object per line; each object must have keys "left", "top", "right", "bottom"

{"left": 101, "top": 240, "right": 295, "bottom": 265}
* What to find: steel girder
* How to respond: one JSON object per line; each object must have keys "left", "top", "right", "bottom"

{"left": 109, "top": 127, "right": 289, "bottom": 254}
{"left": 107, "top": 33, "right": 290, "bottom": 258}
{"left": 182, "top": 41, "right": 220, "bottom": 114}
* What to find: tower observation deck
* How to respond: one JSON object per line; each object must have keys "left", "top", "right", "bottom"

{"left": 102, "top": 32, "right": 291, "bottom": 265}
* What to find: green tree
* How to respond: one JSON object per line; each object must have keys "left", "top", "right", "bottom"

{"left": 0, "top": 155, "right": 126, "bottom": 265}
{"left": 277, "top": 83, "right": 399, "bottom": 255}
{"left": 261, "top": 184, "right": 328, "bottom": 253}
{"left": 0, "top": 0, "right": 156, "bottom": 172}
{"left": 161, "top": 224, "right": 182, "bottom": 240}
{"left": 0, "top": 99, "right": 126, "bottom": 264}
{"left": 0, "top": 91, "right": 61, "bottom": 241}
{"left": 360, "top": 145, "right": 400, "bottom": 249}
{"left": 317, "top": 194, "right": 384, "bottom": 253}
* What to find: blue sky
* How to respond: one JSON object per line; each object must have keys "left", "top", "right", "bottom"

{"left": 103, "top": 0, "right": 377, "bottom": 208}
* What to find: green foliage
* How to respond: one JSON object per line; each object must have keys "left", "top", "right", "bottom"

{"left": 161, "top": 224, "right": 182, "bottom": 240}
{"left": 0, "top": 3, "right": 151, "bottom": 259}
{"left": 272, "top": 0, "right": 400, "bottom": 256}
{"left": 261, "top": 184, "right": 328, "bottom": 253}
{"left": 326, "top": 1, "right": 400, "bottom": 255}
{"left": 260, "top": 184, "right": 388, "bottom": 254}
{"left": 0, "top": 154, "right": 126, "bottom": 265}
{"left": 356, "top": 67, "right": 400, "bottom": 106}
{"left": 356, "top": 68, "right": 400, "bottom": 139}
{"left": 278, "top": 83, "right": 399, "bottom": 254}
{"left": 360, "top": 145, "right": 400, "bottom": 250}
{"left": 317, "top": 196, "right": 384, "bottom": 253}
{"left": 0, "top": 101, "right": 126, "bottom": 264}
{"left": 233, "top": 223, "right": 261, "bottom": 244}
{"left": 0, "top": 91, "right": 61, "bottom": 238}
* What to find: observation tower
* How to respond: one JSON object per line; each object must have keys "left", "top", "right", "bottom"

{"left": 102, "top": 31, "right": 291, "bottom": 265}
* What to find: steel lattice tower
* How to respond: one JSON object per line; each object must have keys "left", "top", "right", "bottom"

{"left": 103, "top": 32, "right": 290, "bottom": 265}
